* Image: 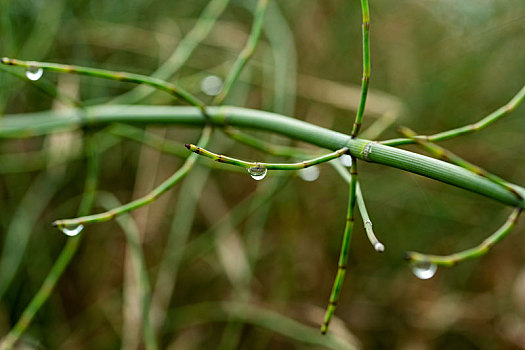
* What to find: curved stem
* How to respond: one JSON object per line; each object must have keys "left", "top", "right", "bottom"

{"left": 405, "top": 208, "right": 521, "bottom": 267}
{"left": 2, "top": 105, "right": 524, "bottom": 208}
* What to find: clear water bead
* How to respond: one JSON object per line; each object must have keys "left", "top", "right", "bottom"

{"left": 25, "top": 66, "right": 43, "bottom": 81}
{"left": 200, "top": 75, "right": 223, "bottom": 96}
{"left": 339, "top": 154, "right": 352, "bottom": 167}
{"left": 248, "top": 166, "right": 267, "bottom": 181}
{"left": 411, "top": 262, "right": 437, "bottom": 280}
{"left": 299, "top": 166, "right": 320, "bottom": 182}
{"left": 61, "top": 224, "right": 84, "bottom": 237}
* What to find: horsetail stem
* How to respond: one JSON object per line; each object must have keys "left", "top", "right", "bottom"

{"left": 382, "top": 85, "right": 525, "bottom": 147}
{"left": 52, "top": 126, "right": 212, "bottom": 229}
{"left": 321, "top": 157, "right": 358, "bottom": 334}
{"left": 0, "top": 57, "right": 206, "bottom": 111}
{"left": 213, "top": 0, "right": 270, "bottom": 105}
{"left": 405, "top": 208, "right": 522, "bottom": 267}
{"left": 185, "top": 143, "right": 349, "bottom": 170}
{"left": 399, "top": 126, "right": 523, "bottom": 200}
{"left": 350, "top": 0, "right": 370, "bottom": 139}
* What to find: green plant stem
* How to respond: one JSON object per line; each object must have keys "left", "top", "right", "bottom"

{"left": 111, "top": 0, "right": 231, "bottom": 104}
{"left": 52, "top": 126, "right": 212, "bottom": 229}
{"left": 405, "top": 208, "right": 522, "bottom": 267}
{"left": 321, "top": 158, "right": 358, "bottom": 334}
{"left": 213, "top": 0, "right": 269, "bottom": 105}
{"left": 0, "top": 135, "right": 99, "bottom": 350}
{"left": 98, "top": 193, "right": 158, "bottom": 350}
{"left": 2, "top": 105, "right": 524, "bottom": 208}
{"left": 185, "top": 143, "right": 348, "bottom": 170}
{"left": 381, "top": 85, "right": 525, "bottom": 147}
{"left": 0, "top": 57, "right": 206, "bottom": 111}
{"left": 330, "top": 161, "right": 384, "bottom": 252}
{"left": 350, "top": 0, "right": 370, "bottom": 138}
{"left": 399, "top": 126, "right": 523, "bottom": 200}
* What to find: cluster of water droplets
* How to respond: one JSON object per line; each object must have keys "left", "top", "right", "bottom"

{"left": 299, "top": 166, "right": 320, "bottom": 182}
{"left": 60, "top": 224, "right": 84, "bottom": 237}
{"left": 25, "top": 66, "right": 43, "bottom": 81}
{"left": 248, "top": 166, "right": 267, "bottom": 181}
{"left": 411, "top": 261, "right": 438, "bottom": 280}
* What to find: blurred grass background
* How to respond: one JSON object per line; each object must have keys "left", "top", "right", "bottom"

{"left": 0, "top": 0, "right": 524, "bottom": 348}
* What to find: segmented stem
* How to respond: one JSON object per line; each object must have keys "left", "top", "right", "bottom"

{"left": 399, "top": 126, "right": 523, "bottom": 200}
{"left": 213, "top": 0, "right": 270, "bottom": 105}
{"left": 405, "top": 208, "right": 522, "bottom": 267}
{"left": 350, "top": 0, "right": 370, "bottom": 138}
{"left": 0, "top": 57, "right": 206, "bottom": 111}
{"left": 321, "top": 158, "right": 358, "bottom": 334}
{"left": 185, "top": 143, "right": 348, "bottom": 170}
{"left": 52, "top": 126, "right": 212, "bottom": 229}
{"left": 382, "top": 85, "right": 525, "bottom": 147}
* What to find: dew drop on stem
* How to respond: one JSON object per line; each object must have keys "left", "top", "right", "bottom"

{"left": 25, "top": 66, "right": 43, "bottom": 81}
{"left": 411, "top": 262, "right": 437, "bottom": 280}
{"left": 299, "top": 166, "right": 320, "bottom": 182}
{"left": 60, "top": 224, "right": 84, "bottom": 237}
{"left": 248, "top": 166, "right": 267, "bottom": 181}
{"left": 339, "top": 154, "right": 352, "bottom": 167}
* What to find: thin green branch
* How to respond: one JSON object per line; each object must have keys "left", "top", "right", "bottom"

{"left": 213, "top": 0, "right": 270, "bottom": 105}
{"left": 405, "top": 208, "right": 522, "bottom": 267}
{"left": 185, "top": 143, "right": 348, "bottom": 171}
{"left": 321, "top": 158, "right": 358, "bottom": 334}
{"left": 350, "top": 0, "right": 370, "bottom": 138}
{"left": 0, "top": 134, "right": 99, "bottom": 350}
{"left": 381, "top": 85, "right": 525, "bottom": 147}
{"left": 399, "top": 126, "right": 523, "bottom": 200}
{"left": 52, "top": 126, "right": 212, "bottom": 230}
{"left": 0, "top": 57, "right": 206, "bottom": 111}
{"left": 2, "top": 105, "right": 524, "bottom": 208}
{"left": 330, "top": 161, "right": 384, "bottom": 252}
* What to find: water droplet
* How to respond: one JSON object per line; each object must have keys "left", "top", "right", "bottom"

{"left": 248, "top": 166, "right": 267, "bottom": 181}
{"left": 339, "top": 154, "right": 352, "bottom": 167}
{"left": 374, "top": 242, "right": 385, "bottom": 252}
{"left": 200, "top": 75, "right": 223, "bottom": 96}
{"left": 61, "top": 224, "right": 84, "bottom": 237}
{"left": 299, "top": 166, "right": 320, "bottom": 182}
{"left": 411, "top": 262, "right": 437, "bottom": 280}
{"left": 25, "top": 66, "right": 43, "bottom": 81}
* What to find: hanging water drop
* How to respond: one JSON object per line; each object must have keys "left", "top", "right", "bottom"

{"left": 411, "top": 262, "right": 437, "bottom": 280}
{"left": 339, "top": 154, "right": 352, "bottom": 167}
{"left": 60, "top": 224, "right": 84, "bottom": 237}
{"left": 374, "top": 242, "right": 385, "bottom": 252}
{"left": 200, "top": 75, "right": 223, "bottom": 96}
{"left": 248, "top": 166, "right": 267, "bottom": 181}
{"left": 299, "top": 166, "right": 320, "bottom": 182}
{"left": 25, "top": 66, "right": 43, "bottom": 81}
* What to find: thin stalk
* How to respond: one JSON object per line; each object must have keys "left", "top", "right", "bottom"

{"left": 321, "top": 158, "right": 358, "bottom": 334}
{"left": 405, "top": 208, "right": 522, "bottom": 267}
{"left": 0, "top": 57, "right": 206, "bottom": 111}
{"left": 111, "top": 0, "right": 231, "bottom": 104}
{"left": 381, "top": 85, "right": 525, "bottom": 147}
{"left": 330, "top": 161, "right": 384, "bottom": 252}
{"left": 350, "top": 0, "right": 370, "bottom": 138}
{"left": 98, "top": 193, "right": 158, "bottom": 350}
{"left": 2, "top": 105, "right": 524, "bottom": 208}
{"left": 399, "top": 126, "right": 523, "bottom": 200}
{"left": 213, "top": 0, "right": 270, "bottom": 105}
{"left": 52, "top": 126, "right": 212, "bottom": 229}
{"left": 185, "top": 143, "right": 348, "bottom": 170}
{"left": 0, "top": 135, "right": 99, "bottom": 350}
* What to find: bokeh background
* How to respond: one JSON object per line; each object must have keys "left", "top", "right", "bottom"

{"left": 0, "top": 0, "right": 524, "bottom": 348}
